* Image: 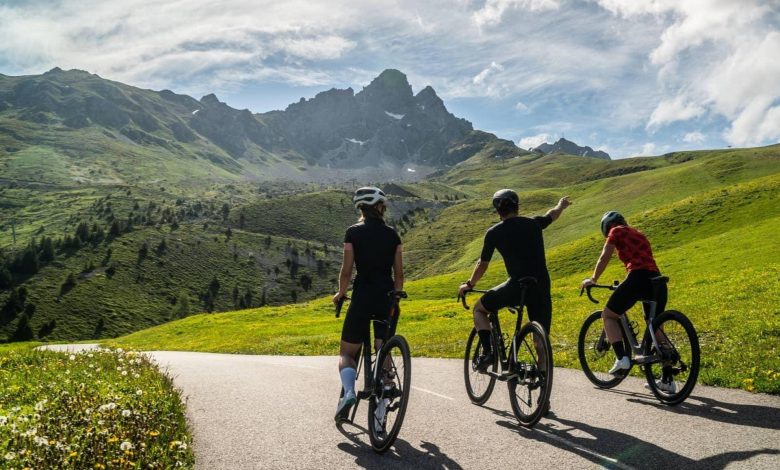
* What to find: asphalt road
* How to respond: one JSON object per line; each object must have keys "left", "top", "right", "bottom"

{"left": 134, "top": 352, "right": 779, "bottom": 470}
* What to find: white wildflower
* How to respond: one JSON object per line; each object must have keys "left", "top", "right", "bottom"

{"left": 98, "top": 403, "right": 117, "bottom": 412}
{"left": 34, "top": 436, "right": 49, "bottom": 447}
{"left": 122, "top": 410, "right": 131, "bottom": 418}
{"left": 69, "top": 354, "right": 76, "bottom": 360}
{"left": 120, "top": 441, "right": 133, "bottom": 451}
{"left": 136, "top": 389, "right": 143, "bottom": 396}
{"left": 88, "top": 353, "right": 94, "bottom": 358}
{"left": 4, "top": 452, "right": 14, "bottom": 460}
{"left": 0, "top": 416, "right": 7, "bottom": 425}
{"left": 122, "top": 370, "right": 128, "bottom": 376}
{"left": 133, "top": 373, "right": 140, "bottom": 379}
{"left": 34, "top": 399, "right": 47, "bottom": 411}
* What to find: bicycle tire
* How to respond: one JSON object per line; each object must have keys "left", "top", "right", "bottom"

{"left": 578, "top": 310, "right": 631, "bottom": 388}
{"left": 464, "top": 327, "right": 498, "bottom": 405}
{"left": 642, "top": 310, "right": 700, "bottom": 405}
{"left": 368, "top": 335, "right": 411, "bottom": 453}
{"left": 508, "top": 321, "right": 553, "bottom": 427}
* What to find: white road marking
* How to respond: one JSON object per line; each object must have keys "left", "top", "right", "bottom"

{"left": 412, "top": 386, "right": 454, "bottom": 400}
{"left": 537, "top": 429, "right": 636, "bottom": 470}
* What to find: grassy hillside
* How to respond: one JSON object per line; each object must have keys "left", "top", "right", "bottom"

{"left": 110, "top": 146, "right": 780, "bottom": 394}
{"left": 0, "top": 179, "right": 355, "bottom": 341}
{"left": 403, "top": 145, "right": 780, "bottom": 277}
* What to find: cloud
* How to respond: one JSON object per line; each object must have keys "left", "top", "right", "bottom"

{"left": 474, "top": 0, "right": 561, "bottom": 27}
{"left": 595, "top": 0, "right": 780, "bottom": 147}
{"left": 647, "top": 94, "right": 705, "bottom": 129}
{"left": 472, "top": 61, "right": 503, "bottom": 85}
{"left": 518, "top": 133, "right": 550, "bottom": 149}
{"left": 640, "top": 142, "right": 657, "bottom": 156}
{"left": 683, "top": 131, "right": 705, "bottom": 143}
{"left": 514, "top": 101, "right": 530, "bottom": 113}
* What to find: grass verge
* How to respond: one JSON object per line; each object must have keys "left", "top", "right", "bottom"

{"left": 0, "top": 344, "right": 194, "bottom": 469}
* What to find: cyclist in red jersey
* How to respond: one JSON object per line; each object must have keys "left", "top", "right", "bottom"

{"left": 580, "top": 211, "right": 671, "bottom": 390}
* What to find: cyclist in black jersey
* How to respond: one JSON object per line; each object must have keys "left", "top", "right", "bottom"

{"left": 333, "top": 187, "right": 404, "bottom": 420}
{"left": 458, "top": 189, "right": 571, "bottom": 371}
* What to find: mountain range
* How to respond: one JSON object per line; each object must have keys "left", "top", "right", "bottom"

{"left": 0, "top": 68, "right": 617, "bottom": 184}
{"left": 0, "top": 68, "right": 531, "bottom": 183}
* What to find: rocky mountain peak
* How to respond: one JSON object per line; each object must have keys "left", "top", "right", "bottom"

{"left": 533, "top": 137, "right": 610, "bottom": 160}
{"left": 356, "top": 69, "right": 414, "bottom": 113}
{"left": 200, "top": 93, "right": 222, "bottom": 106}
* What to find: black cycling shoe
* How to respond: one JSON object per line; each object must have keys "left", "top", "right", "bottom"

{"left": 474, "top": 353, "right": 495, "bottom": 372}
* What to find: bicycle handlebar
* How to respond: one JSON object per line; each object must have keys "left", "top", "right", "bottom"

{"left": 334, "top": 290, "right": 408, "bottom": 317}
{"left": 457, "top": 289, "right": 488, "bottom": 310}
{"left": 578, "top": 281, "right": 620, "bottom": 304}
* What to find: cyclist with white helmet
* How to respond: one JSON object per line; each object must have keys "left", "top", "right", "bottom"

{"left": 580, "top": 212, "right": 670, "bottom": 388}
{"left": 333, "top": 187, "right": 404, "bottom": 420}
{"left": 458, "top": 190, "right": 571, "bottom": 371}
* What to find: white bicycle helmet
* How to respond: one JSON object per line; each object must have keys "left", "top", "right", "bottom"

{"left": 600, "top": 211, "right": 626, "bottom": 237}
{"left": 353, "top": 186, "right": 387, "bottom": 209}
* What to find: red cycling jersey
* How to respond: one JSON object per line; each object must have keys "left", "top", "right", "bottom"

{"left": 607, "top": 225, "right": 659, "bottom": 273}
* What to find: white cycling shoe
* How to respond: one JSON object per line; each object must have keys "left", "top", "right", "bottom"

{"left": 608, "top": 356, "right": 631, "bottom": 375}
{"left": 645, "top": 379, "right": 677, "bottom": 394}
{"left": 335, "top": 390, "right": 356, "bottom": 422}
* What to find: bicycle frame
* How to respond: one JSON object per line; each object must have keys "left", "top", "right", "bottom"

{"left": 460, "top": 282, "right": 531, "bottom": 379}
{"left": 581, "top": 279, "right": 667, "bottom": 364}
{"left": 345, "top": 298, "right": 403, "bottom": 422}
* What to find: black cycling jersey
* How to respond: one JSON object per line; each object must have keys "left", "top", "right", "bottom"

{"left": 344, "top": 218, "right": 401, "bottom": 286}
{"left": 480, "top": 215, "right": 552, "bottom": 283}
{"left": 341, "top": 217, "right": 401, "bottom": 344}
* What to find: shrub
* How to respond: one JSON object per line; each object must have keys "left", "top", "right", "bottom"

{"left": 60, "top": 273, "right": 77, "bottom": 296}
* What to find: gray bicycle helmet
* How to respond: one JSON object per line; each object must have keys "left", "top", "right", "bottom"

{"left": 353, "top": 186, "right": 387, "bottom": 209}
{"left": 600, "top": 211, "right": 626, "bottom": 237}
{"left": 492, "top": 189, "right": 519, "bottom": 211}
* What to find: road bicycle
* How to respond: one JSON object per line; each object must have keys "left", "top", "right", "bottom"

{"left": 578, "top": 276, "right": 700, "bottom": 405}
{"left": 458, "top": 277, "right": 553, "bottom": 427}
{"left": 335, "top": 291, "right": 411, "bottom": 453}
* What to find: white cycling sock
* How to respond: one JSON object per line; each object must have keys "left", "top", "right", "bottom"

{"left": 340, "top": 367, "right": 357, "bottom": 395}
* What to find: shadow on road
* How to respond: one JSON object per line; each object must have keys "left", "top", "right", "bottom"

{"left": 335, "top": 421, "right": 462, "bottom": 469}
{"left": 625, "top": 395, "right": 780, "bottom": 430}
{"left": 493, "top": 415, "right": 779, "bottom": 469}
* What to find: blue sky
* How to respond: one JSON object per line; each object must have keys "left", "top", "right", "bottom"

{"left": 1, "top": 0, "right": 778, "bottom": 158}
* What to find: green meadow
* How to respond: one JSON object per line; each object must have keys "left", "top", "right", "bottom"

{"left": 111, "top": 146, "right": 780, "bottom": 394}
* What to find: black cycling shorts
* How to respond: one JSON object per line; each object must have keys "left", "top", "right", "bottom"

{"left": 606, "top": 269, "right": 667, "bottom": 315}
{"left": 480, "top": 278, "right": 552, "bottom": 334}
{"left": 341, "top": 284, "right": 397, "bottom": 344}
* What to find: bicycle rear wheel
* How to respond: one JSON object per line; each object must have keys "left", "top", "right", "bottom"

{"left": 464, "top": 327, "right": 498, "bottom": 405}
{"left": 508, "top": 321, "right": 553, "bottom": 427}
{"left": 368, "top": 335, "right": 411, "bottom": 453}
{"left": 578, "top": 310, "right": 631, "bottom": 388}
{"left": 643, "top": 310, "right": 700, "bottom": 405}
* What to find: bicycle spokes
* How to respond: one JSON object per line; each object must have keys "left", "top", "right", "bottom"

{"left": 509, "top": 323, "right": 552, "bottom": 426}
{"left": 643, "top": 311, "right": 700, "bottom": 405}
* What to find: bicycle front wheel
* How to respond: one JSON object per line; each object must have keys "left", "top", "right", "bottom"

{"left": 508, "top": 321, "right": 553, "bottom": 427}
{"left": 643, "top": 310, "right": 700, "bottom": 405}
{"left": 368, "top": 335, "right": 411, "bottom": 453}
{"left": 578, "top": 310, "right": 631, "bottom": 388}
{"left": 464, "top": 327, "right": 498, "bottom": 405}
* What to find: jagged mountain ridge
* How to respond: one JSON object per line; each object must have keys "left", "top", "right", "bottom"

{"left": 0, "top": 68, "right": 521, "bottom": 181}
{"left": 533, "top": 138, "right": 610, "bottom": 160}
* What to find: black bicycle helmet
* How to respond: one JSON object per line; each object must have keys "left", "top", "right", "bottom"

{"left": 492, "top": 189, "right": 519, "bottom": 211}
{"left": 600, "top": 211, "right": 626, "bottom": 237}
